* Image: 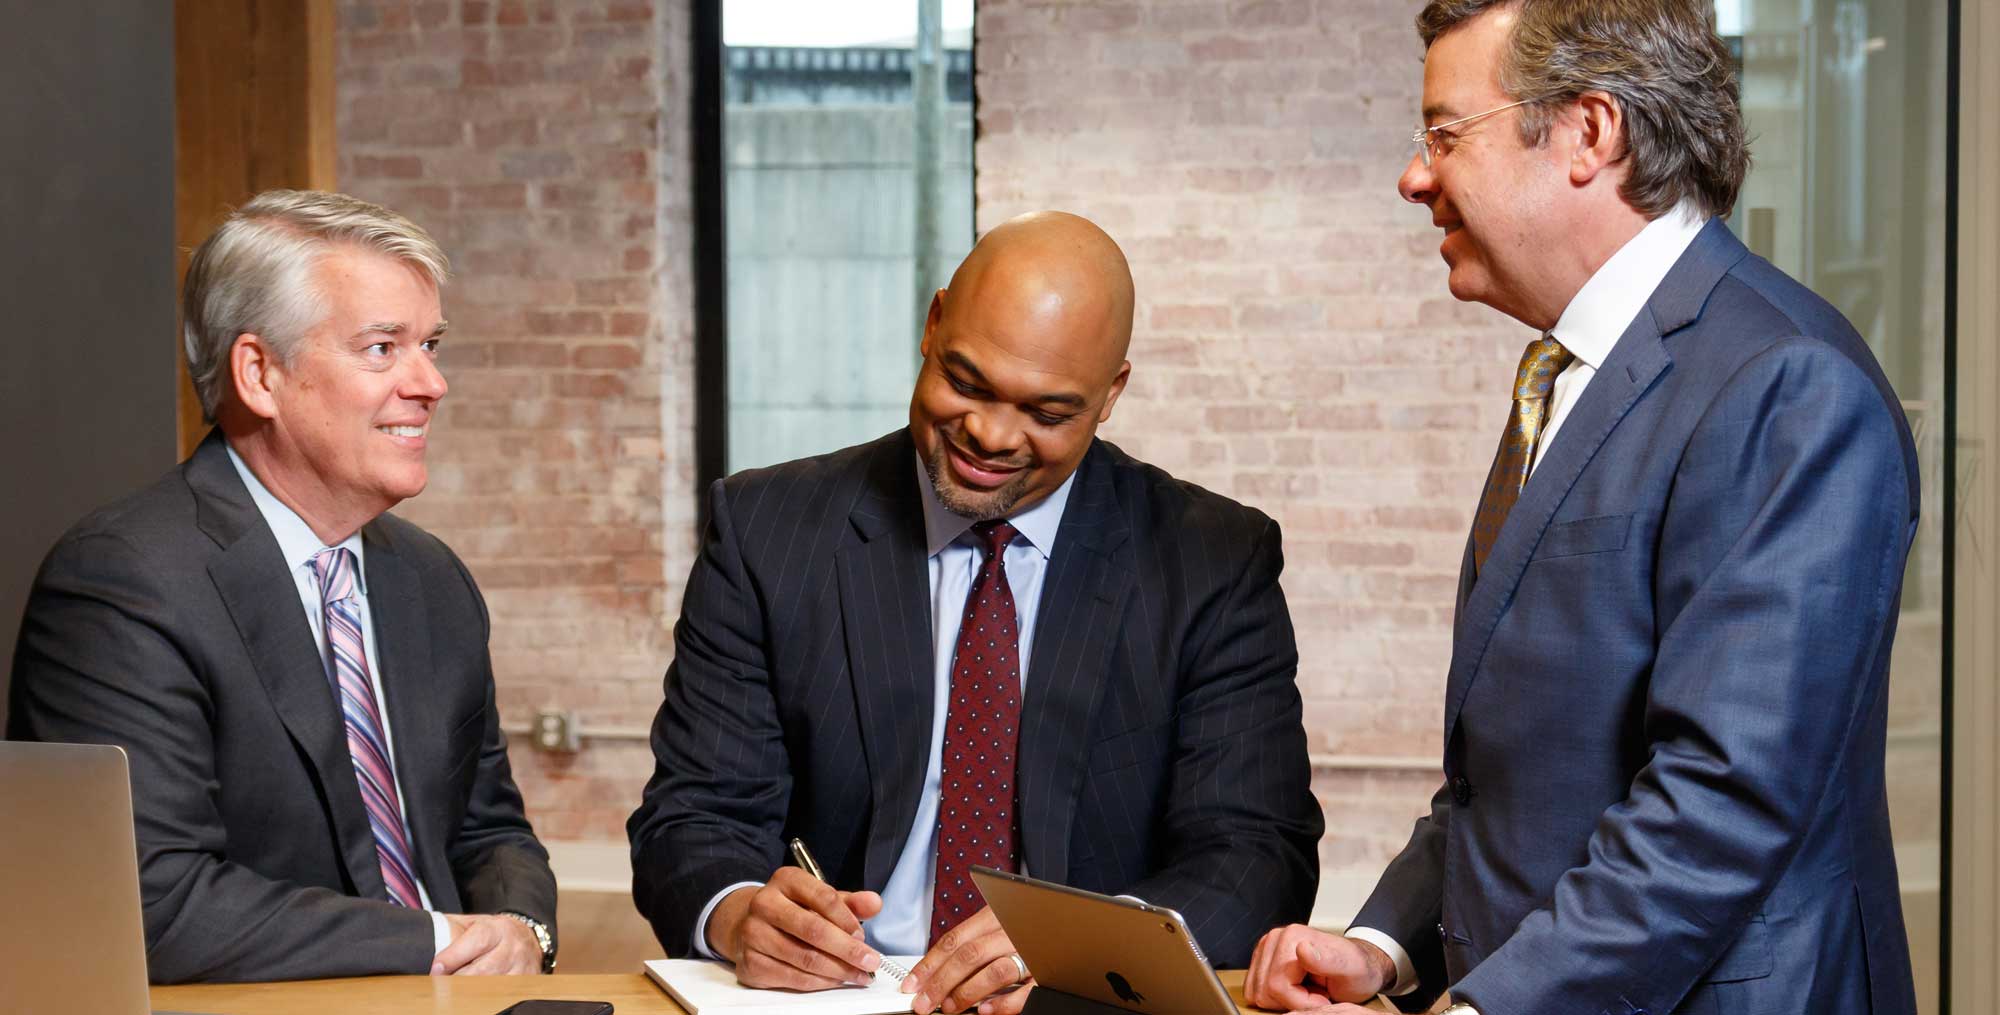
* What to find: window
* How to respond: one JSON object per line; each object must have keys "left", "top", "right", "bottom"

{"left": 694, "top": 0, "right": 975, "bottom": 491}
{"left": 1724, "top": 0, "right": 1952, "bottom": 1008}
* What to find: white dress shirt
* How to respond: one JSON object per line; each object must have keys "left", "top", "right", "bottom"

{"left": 691, "top": 458, "right": 1076, "bottom": 959}
{"left": 225, "top": 444, "right": 453, "bottom": 956}
{"left": 1347, "top": 204, "right": 1708, "bottom": 1000}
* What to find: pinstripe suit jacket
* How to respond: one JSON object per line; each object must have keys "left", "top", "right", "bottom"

{"left": 628, "top": 429, "right": 1322, "bottom": 964}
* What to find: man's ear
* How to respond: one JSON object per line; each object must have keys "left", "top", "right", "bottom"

{"left": 919, "top": 288, "right": 946, "bottom": 359}
{"left": 1097, "top": 360, "right": 1133, "bottom": 423}
{"left": 229, "top": 334, "right": 284, "bottom": 421}
{"left": 1568, "top": 90, "right": 1626, "bottom": 186}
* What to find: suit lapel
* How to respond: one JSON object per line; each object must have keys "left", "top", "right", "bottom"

{"left": 1442, "top": 220, "right": 1748, "bottom": 746}
{"left": 1015, "top": 445, "right": 1134, "bottom": 884}
{"left": 190, "top": 434, "right": 384, "bottom": 897}
{"left": 835, "top": 434, "right": 941, "bottom": 890}
{"left": 363, "top": 522, "right": 458, "bottom": 911}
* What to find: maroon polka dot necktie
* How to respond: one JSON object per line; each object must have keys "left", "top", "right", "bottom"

{"left": 930, "top": 519, "right": 1024, "bottom": 946}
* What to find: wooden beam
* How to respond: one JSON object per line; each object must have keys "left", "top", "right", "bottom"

{"left": 173, "top": 0, "right": 337, "bottom": 457}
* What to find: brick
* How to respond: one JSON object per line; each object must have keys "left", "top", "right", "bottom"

{"left": 490, "top": 341, "right": 569, "bottom": 368}
{"left": 473, "top": 117, "right": 539, "bottom": 147}
{"left": 500, "top": 151, "right": 576, "bottom": 180}
{"left": 607, "top": 311, "right": 649, "bottom": 337}
{"left": 1150, "top": 303, "right": 1233, "bottom": 331}
{"left": 575, "top": 277, "right": 650, "bottom": 304}
{"left": 351, "top": 154, "right": 423, "bottom": 178}
{"left": 1064, "top": 4, "right": 1141, "bottom": 32}
{"left": 387, "top": 117, "right": 463, "bottom": 146}
{"left": 1204, "top": 405, "right": 1292, "bottom": 433}
{"left": 1230, "top": 0, "right": 1313, "bottom": 29}
{"left": 456, "top": 183, "right": 528, "bottom": 210}
{"left": 573, "top": 342, "right": 643, "bottom": 369}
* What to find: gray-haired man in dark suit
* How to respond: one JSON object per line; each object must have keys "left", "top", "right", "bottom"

{"left": 9, "top": 190, "right": 555, "bottom": 983}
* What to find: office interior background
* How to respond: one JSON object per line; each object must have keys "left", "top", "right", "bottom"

{"left": 3, "top": 0, "right": 1995, "bottom": 1007}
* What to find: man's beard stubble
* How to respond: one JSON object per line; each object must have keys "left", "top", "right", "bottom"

{"left": 921, "top": 438, "right": 1033, "bottom": 522}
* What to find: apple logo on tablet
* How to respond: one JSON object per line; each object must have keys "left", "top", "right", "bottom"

{"left": 1106, "top": 971, "right": 1146, "bottom": 1005}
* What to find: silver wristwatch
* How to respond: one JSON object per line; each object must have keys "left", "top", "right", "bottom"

{"left": 1440, "top": 1004, "right": 1481, "bottom": 1015}
{"left": 502, "top": 911, "right": 556, "bottom": 973}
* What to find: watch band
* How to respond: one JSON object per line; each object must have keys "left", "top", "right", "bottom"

{"left": 501, "top": 911, "right": 557, "bottom": 973}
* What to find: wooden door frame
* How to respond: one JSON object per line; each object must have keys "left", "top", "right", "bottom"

{"left": 173, "top": 0, "right": 337, "bottom": 456}
{"left": 1951, "top": 0, "right": 2000, "bottom": 1006}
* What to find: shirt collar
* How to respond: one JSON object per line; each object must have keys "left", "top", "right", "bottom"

{"left": 224, "top": 441, "right": 367, "bottom": 594}
{"left": 1549, "top": 202, "right": 1709, "bottom": 370}
{"left": 915, "top": 453, "right": 1076, "bottom": 561}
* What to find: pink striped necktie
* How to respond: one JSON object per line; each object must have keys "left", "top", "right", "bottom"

{"left": 310, "top": 547, "right": 423, "bottom": 909}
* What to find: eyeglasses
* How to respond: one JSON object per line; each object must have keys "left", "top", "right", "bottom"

{"left": 1410, "top": 97, "right": 1545, "bottom": 167}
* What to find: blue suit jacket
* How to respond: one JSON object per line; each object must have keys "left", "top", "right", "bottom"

{"left": 1355, "top": 221, "right": 1921, "bottom": 1015}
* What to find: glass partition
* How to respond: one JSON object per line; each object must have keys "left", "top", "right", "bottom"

{"left": 1723, "top": 0, "right": 1950, "bottom": 1008}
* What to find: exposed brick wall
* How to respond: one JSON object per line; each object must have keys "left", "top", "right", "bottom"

{"left": 975, "top": 0, "right": 1531, "bottom": 888}
{"left": 332, "top": 0, "right": 1541, "bottom": 903}
{"left": 335, "top": 0, "right": 694, "bottom": 842}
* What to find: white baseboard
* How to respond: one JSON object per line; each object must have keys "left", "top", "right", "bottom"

{"left": 547, "top": 840, "right": 634, "bottom": 894}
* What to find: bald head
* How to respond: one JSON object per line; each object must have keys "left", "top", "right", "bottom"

{"left": 910, "top": 211, "right": 1136, "bottom": 520}
{"left": 941, "top": 211, "right": 1135, "bottom": 380}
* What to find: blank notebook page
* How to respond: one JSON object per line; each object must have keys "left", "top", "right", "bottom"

{"left": 645, "top": 957, "right": 925, "bottom": 1015}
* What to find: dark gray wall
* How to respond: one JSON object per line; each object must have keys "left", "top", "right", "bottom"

{"left": 0, "top": 1, "right": 177, "bottom": 727}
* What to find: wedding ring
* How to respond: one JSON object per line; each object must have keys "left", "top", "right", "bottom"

{"left": 1009, "top": 952, "right": 1030, "bottom": 984}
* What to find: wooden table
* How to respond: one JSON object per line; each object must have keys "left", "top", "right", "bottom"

{"left": 152, "top": 969, "right": 1401, "bottom": 1014}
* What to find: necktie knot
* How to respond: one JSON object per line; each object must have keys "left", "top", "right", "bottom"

{"left": 1513, "top": 335, "right": 1575, "bottom": 401}
{"left": 972, "top": 520, "right": 1019, "bottom": 559}
{"left": 310, "top": 547, "right": 358, "bottom": 605}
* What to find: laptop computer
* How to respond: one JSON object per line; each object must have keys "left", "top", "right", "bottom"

{"left": 970, "top": 866, "right": 1237, "bottom": 1014}
{"left": 0, "top": 741, "right": 159, "bottom": 1014}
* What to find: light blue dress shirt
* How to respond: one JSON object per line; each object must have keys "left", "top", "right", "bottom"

{"left": 224, "top": 443, "right": 451, "bottom": 954}
{"left": 866, "top": 459, "right": 1073, "bottom": 955}
{"left": 691, "top": 457, "right": 1075, "bottom": 959}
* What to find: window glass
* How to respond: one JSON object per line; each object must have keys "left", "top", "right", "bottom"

{"left": 1725, "top": 1, "right": 1948, "bottom": 1008}
{"left": 722, "top": 0, "right": 975, "bottom": 471}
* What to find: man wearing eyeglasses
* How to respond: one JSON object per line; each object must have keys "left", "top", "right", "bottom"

{"left": 1245, "top": 2, "right": 1919, "bottom": 1014}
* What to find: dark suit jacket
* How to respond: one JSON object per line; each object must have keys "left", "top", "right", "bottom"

{"left": 1355, "top": 221, "right": 1921, "bottom": 1014}
{"left": 8, "top": 432, "right": 555, "bottom": 983}
{"left": 627, "top": 430, "right": 1322, "bottom": 965}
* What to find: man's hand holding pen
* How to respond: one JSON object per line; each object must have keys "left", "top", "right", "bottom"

{"left": 708, "top": 865, "right": 886, "bottom": 991}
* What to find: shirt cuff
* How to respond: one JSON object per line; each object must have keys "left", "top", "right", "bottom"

{"left": 691, "top": 881, "right": 766, "bottom": 960}
{"left": 1343, "top": 926, "right": 1418, "bottom": 998}
{"left": 430, "top": 910, "right": 453, "bottom": 956}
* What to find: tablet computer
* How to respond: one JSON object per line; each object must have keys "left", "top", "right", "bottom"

{"left": 969, "top": 866, "right": 1237, "bottom": 1014}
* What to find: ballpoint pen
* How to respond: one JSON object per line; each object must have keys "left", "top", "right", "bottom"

{"left": 788, "top": 837, "right": 911, "bottom": 982}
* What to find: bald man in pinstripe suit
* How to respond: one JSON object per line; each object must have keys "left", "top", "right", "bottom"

{"left": 629, "top": 212, "right": 1323, "bottom": 1014}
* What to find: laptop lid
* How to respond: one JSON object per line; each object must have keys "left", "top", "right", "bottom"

{"left": 0, "top": 741, "right": 153, "bottom": 1015}
{"left": 969, "top": 866, "right": 1236, "bottom": 1014}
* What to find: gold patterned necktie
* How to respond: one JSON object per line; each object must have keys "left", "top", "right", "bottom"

{"left": 1470, "top": 335, "right": 1575, "bottom": 571}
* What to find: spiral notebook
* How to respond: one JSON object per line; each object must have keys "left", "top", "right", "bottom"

{"left": 643, "top": 956, "right": 923, "bottom": 1015}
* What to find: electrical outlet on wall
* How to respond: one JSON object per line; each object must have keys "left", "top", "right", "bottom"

{"left": 531, "top": 709, "right": 581, "bottom": 753}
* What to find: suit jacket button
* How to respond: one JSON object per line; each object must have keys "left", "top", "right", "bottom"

{"left": 1451, "top": 776, "right": 1473, "bottom": 805}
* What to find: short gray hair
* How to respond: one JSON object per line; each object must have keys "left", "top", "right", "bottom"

{"left": 1416, "top": 0, "right": 1750, "bottom": 219}
{"left": 181, "top": 189, "right": 451, "bottom": 420}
